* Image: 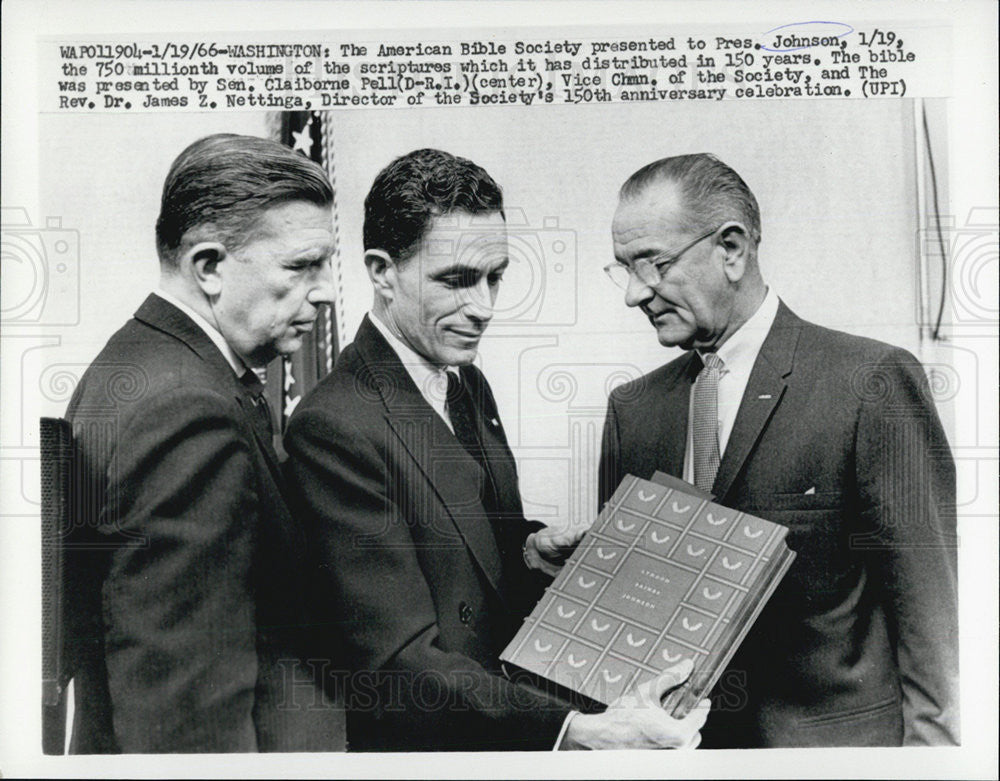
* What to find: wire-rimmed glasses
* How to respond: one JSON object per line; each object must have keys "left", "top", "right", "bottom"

{"left": 604, "top": 226, "right": 720, "bottom": 290}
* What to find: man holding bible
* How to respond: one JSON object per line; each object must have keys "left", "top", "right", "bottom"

{"left": 598, "top": 153, "right": 959, "bottom": 746}
{"left": 284, "top": 148, "right": 709, "bottom": 751}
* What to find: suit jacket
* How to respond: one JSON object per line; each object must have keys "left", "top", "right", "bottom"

{"left": 599, "top": 301, "right": 958, "bottom": 747}
{"left": 283, "top": 316, "right": 573, "bottom": 751}
{"left": 64, "top": 294, "right": 344, "bottom": 753}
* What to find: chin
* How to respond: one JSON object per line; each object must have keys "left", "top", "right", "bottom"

{"left": 655, "top": 327, "right": 695, "bottom": 350}
{"left": 275, "top": 335, "right": 305, "bottom": 356}
{"left": 450, "top": 351, "right": 479, "bottom": 367}
{"left": 441, "top": 345, "right": 479, "bottom": 366}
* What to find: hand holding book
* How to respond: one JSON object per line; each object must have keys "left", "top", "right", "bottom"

{"left": 560, "top": 658, "right": 710, "bottom": 750}
{"left": 523, "top": 471, "right": 715, "bottom": 579}
{"left": 524, "top": 524, "right": 589, "bottom": 578}
{"left": 505, "top": 473, "right": 796, "bottom": 721}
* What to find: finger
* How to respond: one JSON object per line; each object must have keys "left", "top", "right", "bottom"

{"left": 548, "top": 533, "right": 581, "bottom": 553}
{"left": 682, "top": 698, "right": 711, "bottom": 731}
{"left": 537, "top": 560, "right": 563, "bottom": 578}
{"left": 535, "top": 530, "right": 569, "bottom": 556}
{"left": 631, "top": 658, "right": 693, "bottom": 707}
{"left": 560, "top": 525, "right": 587, "bottom": 544}
{"left": 650, "top": 658, "right": 694, "bottom": 701}
{"left": 665, "top": 702, "right": 708, "bottom": 749}
{"left": 546, "top": 523, "right": 587, "bottom": 544}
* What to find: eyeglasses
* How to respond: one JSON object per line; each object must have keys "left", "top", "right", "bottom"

{"left": 604, "top": 226, "right": 720, "bottom": 290}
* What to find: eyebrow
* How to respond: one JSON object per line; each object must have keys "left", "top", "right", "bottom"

{"left": 431, "top": 258, "right": 510, "bottom": 278}
{"left": 615, "top": 246, "right": 661, "bottom": 264}
{"left": 287, "top": 242, "right": 335, "bottom": 260}
{"left": 282, "top": 252, "right": 331, "bottom": 268}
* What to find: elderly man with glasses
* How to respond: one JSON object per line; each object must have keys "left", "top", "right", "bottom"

{"left": 598, "top": 153, "right": 959, "bottom": 748}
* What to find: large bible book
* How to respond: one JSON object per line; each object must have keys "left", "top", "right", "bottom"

{"left": 501, "top": 473, "right": 796, "bottom": 717}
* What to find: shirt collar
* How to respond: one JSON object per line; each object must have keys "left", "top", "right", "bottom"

{"left": 699, "top": 287, "right": 779, "bottom": 375}
{"left": 154, "top": 288, "right": 248, "bottom": 377}
{"left": 369, "top": 311, "right": 458, "bottom": 392}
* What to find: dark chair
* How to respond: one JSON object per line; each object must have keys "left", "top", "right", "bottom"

{"left": 40, "top": 416, "right": 74, "bottom": 754}
{"left": 41, "top": 415, "right": 148, "bottom": 754}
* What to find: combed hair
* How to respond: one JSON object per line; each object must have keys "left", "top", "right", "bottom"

{"left": 620, "top": 153, "right": 761, "bottom": 245}
{"left": 155, "top": 133, "right": 333, "bottom": 266}
{"left": 363, "top": 148, "right": 504, "bottom": 261}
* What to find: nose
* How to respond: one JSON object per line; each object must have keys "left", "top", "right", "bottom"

{"left": 623, "top": 270, "right": 654, "bottom": 308}
{"left": 307, "top": 259, "right": 336, "bottom": 306}
{"left": 462, "top": 276, "right": 495, "bottom": 325}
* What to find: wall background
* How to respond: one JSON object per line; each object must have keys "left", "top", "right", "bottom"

{"left": 37, "top": 99, "right": 937, "bottom": 528}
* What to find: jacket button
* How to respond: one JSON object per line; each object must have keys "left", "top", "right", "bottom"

{"left": 459, "top": 602, "right": 473, "bottom": 625}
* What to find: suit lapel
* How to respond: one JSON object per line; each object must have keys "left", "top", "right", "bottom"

{"left": 354, "top": 318, "right": 505, "bottom": 592}
{"left": 712, "top": 301, "right": 801, "bottom": 500}
{"left": 134, "top": 294, "right": 284, "bottom": 481}
{"left": 643, "top": 353, "right": 699, "bottom": 480}
{"left": 662, "top": 354, "right": 700, "bottom": 479}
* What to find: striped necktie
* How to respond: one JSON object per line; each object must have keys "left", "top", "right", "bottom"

{"left": 692, "top": 352, "right": 724, "bottom": 493}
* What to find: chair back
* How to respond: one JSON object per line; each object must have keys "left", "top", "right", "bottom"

{"left": 40, "top": 416, "right": 74, "bottom": 754}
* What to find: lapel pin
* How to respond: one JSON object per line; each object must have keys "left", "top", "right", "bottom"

{"left": 490, "top": 417, "right": 499, "bottom": 427}
{"left": 758, "top": 394, "right": 772, "bottom": 399}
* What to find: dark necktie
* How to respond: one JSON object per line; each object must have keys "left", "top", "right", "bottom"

{"left": 240, "top": 369, "right": 275, "bottom": 443}
{"left": 446, "top": 371, "right": 508, "bottom": 554}
{"left": 692, "top": 352, "right": 724, "bottom": 493}
{"left": 446, "top": 371, "right": 486, "bottom": 468}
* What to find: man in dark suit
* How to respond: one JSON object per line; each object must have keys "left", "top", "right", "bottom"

{"left": 64, "top": 134, "right": 345, "bottom": 752}
{"left": 599, "top": 153, "right": 959, "bottom": 747}
{"left": 284, "top": 148, "right": 709, "bottom": 751}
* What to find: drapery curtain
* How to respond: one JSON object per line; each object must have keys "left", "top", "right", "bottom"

{"left": 265, "top": 111, "right": 343, "bottom": 447}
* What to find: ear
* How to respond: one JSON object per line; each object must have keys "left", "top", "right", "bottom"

{"left": 365, "top": 249, "right": 396, "bottom": 301}
{"left": 717, "top": 222, "right": 752, "bottom": 284}
{"left": 180, "top": 241, "right": 229, "bottom": 297}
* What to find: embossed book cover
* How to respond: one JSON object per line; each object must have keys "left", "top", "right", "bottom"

{"left": 501, "top": 473, "right": 796, "bottom": 717}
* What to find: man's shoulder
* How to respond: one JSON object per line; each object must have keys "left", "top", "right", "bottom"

{"left": 789, "top": 315, "right": 922, "bottom": 373}
{"left": 770, "top": 310, "right": 932, "bottom": 415}
{"left": 288, "top": 340, "right": 381, "bottom": 422}
{"left": 607, "top": 313, "right": 923, "bottom": 406}
{"left": 284, "top": 341, "right": 399, "bottom": 460}
{"left": 608, "top": 351, "right": 693, "bottom": 405}
{"left": 69, "top": 316, "right": 237, "bottom": 417}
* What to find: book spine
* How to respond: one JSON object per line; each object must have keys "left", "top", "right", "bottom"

{"left": 669, "top": 544, "right": 797, "bottom": 718}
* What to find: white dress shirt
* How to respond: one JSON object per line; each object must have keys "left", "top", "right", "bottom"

{"left": 369, "top": 312, "right": 459, "bottom": 433}
{"left": 154, "top": 288, "right": 250, "bottom": 379}
{"left": 682, "top": 288, "right": 780, "bottom": 485}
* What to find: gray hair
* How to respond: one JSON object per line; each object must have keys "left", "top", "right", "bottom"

{"left": 155, "top": 133, "right": 333, "bottom": 266}
{"left": 620, "top": 153, "right": 761, "bottom": 245}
